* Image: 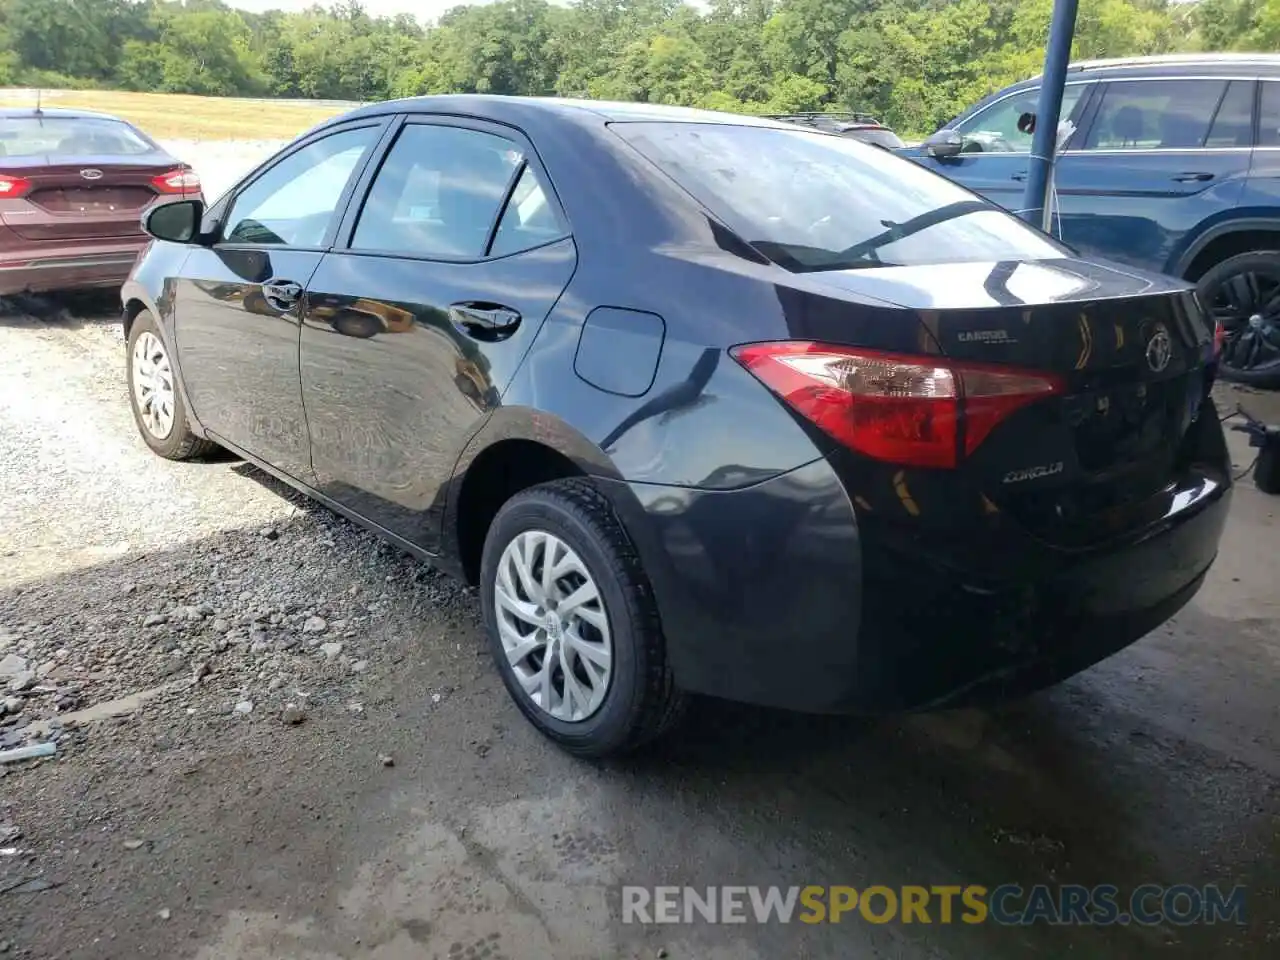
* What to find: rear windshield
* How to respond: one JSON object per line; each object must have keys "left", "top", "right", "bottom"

{"left": 0, "top": 116, "right": 157, "bottom": 158}
{"left": 612, "top": 121, "right": 1064, "bottom": 272}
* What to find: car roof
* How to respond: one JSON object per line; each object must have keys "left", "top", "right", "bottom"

{"left": 0, "top": 106, "right": 128, "bottom": 121}
{"left": 342, "top": 94, "right": 797, "bottom": 130}
{"left": 1034, "top": 52, "right": 1280, "bottom": 83}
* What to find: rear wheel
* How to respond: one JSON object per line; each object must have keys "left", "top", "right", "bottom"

{"left": 1197, "top": 251, "right": 1280, "bottom": 389}
{"left": 126, "top": 310, "right": 217, "bottom": 460}
{"left": 479, "top": 478, "right": 685, "bottom": 758}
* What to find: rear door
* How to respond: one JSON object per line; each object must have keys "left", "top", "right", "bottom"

{"left": 1052, "top": 77, "right": 1254, "bottom": 272}
{"left": 299, "top": 116, "right": 576, "bottom": 551}
{"left": 914, "top": 81, "right": 1094, "bottom": 211}
{"left": 173, "top": 120, "right": 387, "bottom": 479}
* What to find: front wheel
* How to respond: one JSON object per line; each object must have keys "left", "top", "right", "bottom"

{"left": 479, "top": 479, "right": 685, "bottom": 758}
{"left": 1197, "top": 251, "right": 1280, "bottom": 389}
{"left": 126, "top": 310, "right": 217, "bottom": 460}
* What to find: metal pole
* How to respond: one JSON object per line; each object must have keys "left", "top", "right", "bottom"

{"left": 1019, "top": 0, "right": 1080, "bottom": 230}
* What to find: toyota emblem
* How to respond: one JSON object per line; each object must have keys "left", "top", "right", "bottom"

{"left": 79, "top": 168, "right": 103, "bottom": 181}
{"left": 1145, "top": 323, "right": 1173, "bottom": 373}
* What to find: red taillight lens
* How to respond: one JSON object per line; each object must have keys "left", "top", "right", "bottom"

{"left": 151, "top": 168, "right": 201, "bottom": 194}
{"left": 0, "top": 173, "right": 32, "bottom": 199}
{"left": 731, "top": 341, "right": 1063, "bottom": 469}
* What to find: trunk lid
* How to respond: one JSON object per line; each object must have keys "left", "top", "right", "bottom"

{"left": 810, "top": 257, "right": 1218, "bottom": 546}
{"left": 1, "top": 154, "right": 187, "bottom": 242}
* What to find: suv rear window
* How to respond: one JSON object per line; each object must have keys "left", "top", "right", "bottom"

{"left": 0, "top": 116, "right": 157, "bottom": 158}
{"left": 613, "top": 121, "right": 1064, "bottom": 272}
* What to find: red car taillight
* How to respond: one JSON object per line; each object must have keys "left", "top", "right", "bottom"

{"left": 151, "top": 167, "right": 201, "bottom": 194}
{"left": 0, "top": 173, "right": 32, "bottom": 199}
{"left": 731, "top": 341, "right": 1064, "bottom": 469}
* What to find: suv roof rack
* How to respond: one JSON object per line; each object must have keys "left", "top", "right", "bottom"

{"left": 767, "top": 111, "right": 882, "bottom": 127}
{"left": 1058, "top": 52, "right": 1280, "bottom": 76}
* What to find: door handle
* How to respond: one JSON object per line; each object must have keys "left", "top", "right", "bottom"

{"left": 262, "top": 280, "right": 302, "bottom": 311}
{"left": 1011, "top": 172, "right": 1028, "bottom": 182}
{"left": 1172, "top": 172, "right": 1214, "bottom": 182}
{"left": 449, "top": 302, "right": 522, "bottom": 342}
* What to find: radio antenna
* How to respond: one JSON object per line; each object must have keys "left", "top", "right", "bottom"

{"left": 34, "top": 88, "right": 43, "bottom": 116}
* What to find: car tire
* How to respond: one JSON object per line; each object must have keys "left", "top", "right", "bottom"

{"left": 1196, "top": 251, "right": 1280, "bottom": 389}
{"left": 126, "top": 310, "right": 218, "bottom": 460}
{"left": 480, "top": 478, "right": 686, "bottom": 758}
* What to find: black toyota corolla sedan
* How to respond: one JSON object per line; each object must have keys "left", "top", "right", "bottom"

{"left": 122, "top": 96, "right": 1232, "bottom": 757}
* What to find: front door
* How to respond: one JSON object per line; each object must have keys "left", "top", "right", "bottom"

{"left": 173, "top": 122, "right": 385, "bottom": 478}
{"left": 916, "top": 81, "right": 1094, "bottom": 211}
{"left": 299, "top": 117, "right": 577, "bottom": 551}
{"left": 1052, "top": 78, "right": 1254, "bottom": 274}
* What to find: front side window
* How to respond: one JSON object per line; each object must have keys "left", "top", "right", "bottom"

{"left": 614, "top": 121, "right": 1066, "bottom": 273}
{"left": 953, "top": 84, "right": 1088, "bottom": 154}
{"left": 223, "top": 127, "right": 378, "bottom": 247}
{"left": 1083, "top": 79, "right": 1227, "bottom": 151}
{"left": 352, "top": 124, "right": 527, "bottom": 259}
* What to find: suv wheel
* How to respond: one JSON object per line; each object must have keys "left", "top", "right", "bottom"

{"left": 1197, "top": 251, "right": 1280, "bottom": 389}
{"left": 479, "top": 478, "right": 685, "bottom": 757}
{"left": 126, "top": 310, "right": 218, "bottom": 460}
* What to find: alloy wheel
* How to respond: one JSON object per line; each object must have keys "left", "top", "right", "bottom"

{"left": 1206, "top": 267, "right": 1280, "bottom": 380}
{"left": 131, "top": 331, "right": 176, "bottom": 439}
{"left": 493, "top": 529, "right": 613, "bottom": 722}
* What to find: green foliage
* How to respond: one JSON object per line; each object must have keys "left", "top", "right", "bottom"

{"left": 0, "top": 0, "right": 1268, "bottom": 135}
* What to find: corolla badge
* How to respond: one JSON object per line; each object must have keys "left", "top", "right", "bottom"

{"left": 1145, "top": 323, "right": 1173, "bottom": 373}
{"left": 1002, "top": 462, "right": 1064, "bottom": 484}
{"left": 80, "top": 169, "right": 104, "bottom": 180}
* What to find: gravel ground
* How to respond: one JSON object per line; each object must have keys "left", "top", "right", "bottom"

{"left": 0, "top": 248, "right": 1278, "bottom": 956}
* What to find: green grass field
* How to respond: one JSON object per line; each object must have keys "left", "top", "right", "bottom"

{"left": 0, "top": 88, "right": 351, "bottom": 141}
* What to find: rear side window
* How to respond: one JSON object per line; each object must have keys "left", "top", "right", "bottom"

{"left": 1083, "top": 80, "right": 1226, "bottom": 150}
{"left": 1205, "top": 80, "right": 1255, "bottom": 147}
{"left": 0, "top": 116, "right": 156, "bottom": 158}
{"left": 490, "top": 166, "right": 566, "bottom": 257}
{"left": 613, "top": 121, "right": 1064, "bottom": 272}
{"left": 1261, "top": 82, "right": 1280, "bottom": 146}
{"left": 352, "top": 124, "right": 529, "bottom": 259}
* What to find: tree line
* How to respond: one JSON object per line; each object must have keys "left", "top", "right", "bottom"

{"left": 0, "top": 0, "right": 1276, "bottom": 136}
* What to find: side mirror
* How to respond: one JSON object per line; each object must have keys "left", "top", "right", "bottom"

{"left": 925, "top": 129, "right": 963, "bottom": 159}
{"left": 143, "top": 199, "right": 206, "bottom": 244}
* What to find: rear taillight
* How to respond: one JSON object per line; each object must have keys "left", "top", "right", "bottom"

{"left": 151, "top": 167, "right": 201, "bottom": 194}
{"left": 731, "top": 341, "right": 1064, "bottom": 469}
{"left": 0, "top": 173, "right": 32, "bottom": 199}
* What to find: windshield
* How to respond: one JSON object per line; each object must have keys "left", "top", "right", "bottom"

{"left": 0, "top": 116, "right": 157, "bottom": 158}
{"left": 613, "top": 121, "right": 1065, "bottom": 272}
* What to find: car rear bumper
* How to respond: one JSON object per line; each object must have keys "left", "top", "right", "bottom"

{"left": 598, "top": 453, "right": 1231, "bottom": 715}
{"left": 0, "top": 241, "right": 147, "bottom": 295}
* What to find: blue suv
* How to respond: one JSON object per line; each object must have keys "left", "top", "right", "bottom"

{"left": 904, "top": 54, "right": 1280, "bottom": 388}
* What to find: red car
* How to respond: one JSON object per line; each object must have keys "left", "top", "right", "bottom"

{"left": 0, "top": 107, "right": 202, "bottom": 296}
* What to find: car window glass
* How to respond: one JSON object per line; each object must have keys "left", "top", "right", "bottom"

{"left": 615, "top": 122, "right": 1066, "bottom": 273}
{"left": 953, "top": 84, "right": 1087, "bottom": 154}
{"left": 1260, "top": 82, "right": 1280, "bottom": 146}
{"left": 223, "top": 127, "right": 377, "bottom": 247}
{"left": 0, "top": 117, "right": 156, "bottom": 157}
{"left": 489, "top": 165, "right": 566, "bottom": 258}
{"left": 352, "top": 124, "right": 522, "bottom": 259}
{"left": 1084, "top": 79, "right": 1226, "bottom": 151}
{"left": 1205, "top": 80, "right": 1255, "bottom": 147}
